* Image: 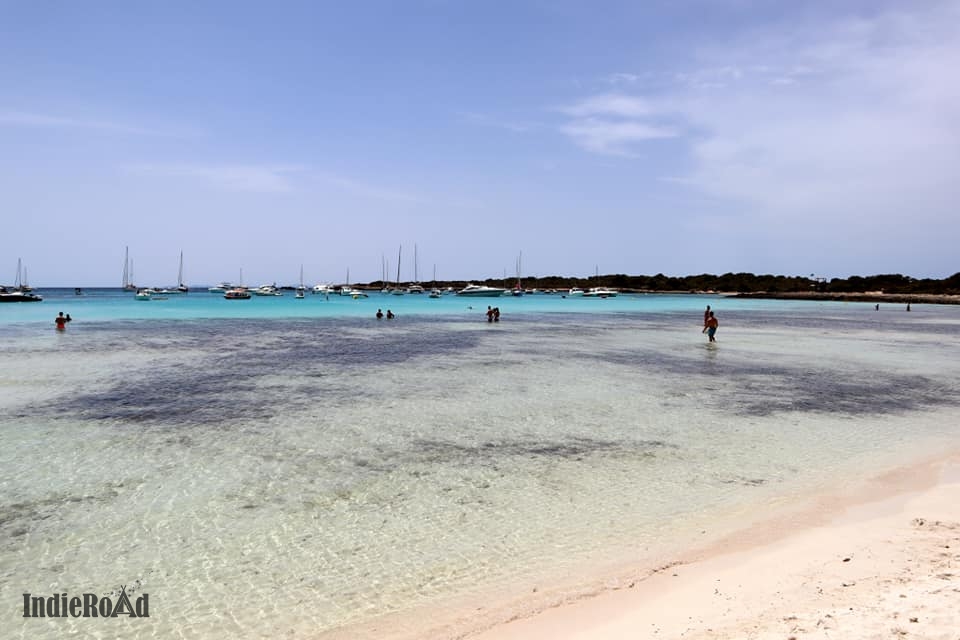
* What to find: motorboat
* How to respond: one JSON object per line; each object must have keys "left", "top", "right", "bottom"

{"left": 313, "top": 283, "right": 334, "bottom": 295}
{"left": 350, "top": 290, "right": 369, "bottom": 299}
{"left": 456, "top": 284, "right": 506, "bottom": 297}
{"left": 207, "top": 282, "right": 233, "bottom": 293}
{"left": 0, "top": 287, "right": 43, "bottom": 302}
{"left": 253, "top": 284, "right": 282, "bottom": 296}
{"left": 134, "top": 289, "right": 153, "bottom": 301}
{"left": 224, "top": 287, "right": 251, "bottom": 299}
{"left": 406, "top": 284, "right": 424, "bottom": 294}
{"left": 429, "top": 289, "right": 442, "bottom": 298}
{"left": 567, "top": 287, "right": 584, "bottom": 297}
{"left": 582, "top": 287, "right": 618, "bottom": 298}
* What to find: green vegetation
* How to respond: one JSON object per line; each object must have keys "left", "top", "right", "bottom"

{"left": 366, "top": 272, "right": 960, "bottom": 295}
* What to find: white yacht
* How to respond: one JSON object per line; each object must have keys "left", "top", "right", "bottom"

{"left": 456, "top": 284, "right": 506, "bottom": 297}
{"left": 582, "top": 287, "right": 618, "bottom": 298}
{"left": 207, "top": 282, "right": 233, "bottom": 293}
{"left": 253, "top": 284, "right": 282, "bottom": 296}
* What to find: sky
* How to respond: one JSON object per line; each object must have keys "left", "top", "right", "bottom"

{"left": 2, "top": 0, "right": 958, "bottom": 287}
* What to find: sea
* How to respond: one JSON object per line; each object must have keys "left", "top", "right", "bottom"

{"left": 2, "top": 288, "right": 959, "bottom": 639}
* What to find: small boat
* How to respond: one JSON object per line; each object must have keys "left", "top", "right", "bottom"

{"left": 134, "top": 289, "right": 153, "bottom": 301}
{"left": 406, "top": 284, "right": 425, "bottom": 294}
{"left": 582, "top": 287, "right": 618, "bottom": 298}
{"left": 429, "top": 289, "right": 442, "bottom": 298}
{"left": 456, "top": 284, "right": 506, "bottom": 297}
{"left": 567, "top": 287, "right": 584, "bottom": 297}
{"left": 207, "top": 282, "right": 233, "bottom": 293}
{"left": 351, "top": 290, "right": 369, "bottom": 299}
{"left": 253, "top": 284, "right": 282, "bottom": 296}
{"left": 224, "top": 287, "right": 251, "bottom": 299}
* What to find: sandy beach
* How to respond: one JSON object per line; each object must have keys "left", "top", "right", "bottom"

{"left": 472, "top": 454, "right": 960, "bottom": 640}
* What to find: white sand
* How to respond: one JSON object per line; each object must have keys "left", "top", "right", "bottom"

{"left": 470, "top": 455, "right": 960, "bottom": 640}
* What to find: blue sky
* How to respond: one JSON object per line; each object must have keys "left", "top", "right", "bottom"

{"left": 2, "top": 0, "right": 957, "bottom": 286}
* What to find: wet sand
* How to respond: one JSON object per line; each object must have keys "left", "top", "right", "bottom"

{"left": 470, "top": 454, "right": 960, "bottom": 640}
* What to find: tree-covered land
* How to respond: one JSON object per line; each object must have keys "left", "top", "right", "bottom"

{"left": 368, "top": 272, "right": 960, "bottom": 296}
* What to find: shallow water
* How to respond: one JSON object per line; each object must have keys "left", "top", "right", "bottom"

{"left": 2, "top": 295, "right": 959, "bottom": 638}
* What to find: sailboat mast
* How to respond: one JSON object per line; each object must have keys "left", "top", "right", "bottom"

{"left": 122, "top": 246, "right": 130, "bottom": 288}
{"left": 396, "top": 245, "right": 402, "bottom": 287}
{"left": 414, "top": 243, "right": 418, "bottom": 283}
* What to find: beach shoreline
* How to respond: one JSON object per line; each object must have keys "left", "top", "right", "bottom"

{"left": 466, "top": 452, "right": 960, "bottom": 640}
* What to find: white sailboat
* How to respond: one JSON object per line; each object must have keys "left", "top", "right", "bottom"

{"left": 392, "top": 245, "right": 405, "bottom": 295}
{"left": 511, "top": 251, "right": 524, "bottom": 296}
{"left": 176, "top": 251, "right": 188, "bottom": 292}
{"left": 122, "top": 246, "right": 136, "bottom": 290}
{"left": 407, "top": 244, "right": 424, "bottom": 293}
{"left": 295, "top": 265, "right": 305, "bottom": 298}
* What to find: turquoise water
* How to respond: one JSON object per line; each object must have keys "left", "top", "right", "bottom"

{"left": 0, "top": 287, "right": 820, "bottom": 325}
{"left": 2, "top": 291, "right": 959, "bottom": 639}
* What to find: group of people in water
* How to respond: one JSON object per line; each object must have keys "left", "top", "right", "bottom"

{"left": 485, "top": 306, "right": 501, "bottom": 322}
{"left": 375, "top": 309, "right": 395, "bottom": 319}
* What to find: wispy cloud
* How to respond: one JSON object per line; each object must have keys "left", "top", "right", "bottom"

{"left": 0, "top": 110, "right": 185, "bottom": 136}
{"left": 560, "top": 118, "right": 676, "bottom": 156}
{"left": 556, "top": 93, "right": 676, "bottom": 155}
{"left": 561, "top": 2, "right": 960, "bottom": 233}
{"left": 126, "top": 163, "right": 302, "bottom": 192}
{"left": 559, "top": 93, "right": 654, "bottom": 118}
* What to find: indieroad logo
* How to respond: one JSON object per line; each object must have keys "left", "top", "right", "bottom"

{"left": 23, "top": 585, "right": 149, "bottom": 618}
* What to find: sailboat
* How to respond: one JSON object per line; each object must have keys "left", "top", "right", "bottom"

{"left": 0, "top": 258, "right": 43, "bottom": 302}
{"left": 582, "top": 264, "right": 618, "bottom": 297}
{"left": 512, "top": 251, "right": 524, "bottom": 296}
{"left": 392, "top": 245, "right": 405, "bottom": 295}
{"left": 429, "top": 264, "right": 441, "bottom": 297}
{"left": 122, "top": 246, "right": 136, "bottom": 290}
{"left": 176, "top": 251, "right": 188, "bottom": 292}
{"left": 407, "top": 244, "right": 424, "bottom": 293}
{"left": 295, "top": 265, "right": 305, "bottom": 298}
{"left": 157, "top": 251, "right": 188, "bottom": 294}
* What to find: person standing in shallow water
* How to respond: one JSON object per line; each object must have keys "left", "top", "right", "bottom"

{"left": 703, "top": 310, "right": 718, "bottom": 342}
{"left": 54, "top": 312, "right": 67, "bottom": 331}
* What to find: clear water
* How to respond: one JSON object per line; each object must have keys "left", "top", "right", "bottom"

{"left": 2, "top": 291, "right": 959, "bottom": 638}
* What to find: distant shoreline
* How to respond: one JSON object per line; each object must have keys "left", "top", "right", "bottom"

{"left": 727, "top": 291, "right": 960, "bottom": 305}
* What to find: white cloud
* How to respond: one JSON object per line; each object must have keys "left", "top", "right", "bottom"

{"left": 560, "top": 118, "right": 676, "bottom": 156}
{"left": 559, "top": 93, "right": 654, "bottom": 118}
{"left": 563, "top": 2, "right": 960, "bottom": 233}
{"left": 556, "top": 93, "right": 674, "bottom": 155}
